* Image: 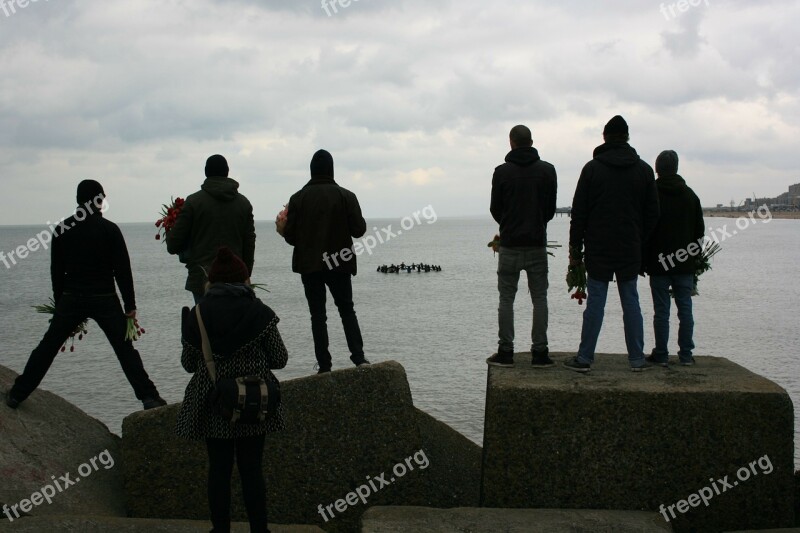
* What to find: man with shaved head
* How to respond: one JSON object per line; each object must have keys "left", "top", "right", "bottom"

{"left": 488, "top": 125, "right": 558, "bottom": 368}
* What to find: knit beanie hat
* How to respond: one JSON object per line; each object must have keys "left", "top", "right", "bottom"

{"left": 76, "top": 179, "right": 105, "bottom": 206}
{"left": 310, "top": 149, "right": 334, "bottom": 178}
{"left": 656, "top": 150, "right": 679, "bottom": 176}
{"left": 603, "top": 115, "right": 629, "bottom": 136}
{"left": 205, "top": 154, "right": 229, "bottom": 178}
{"left": 207, "top": 247, "right": 249, "bottom": 283}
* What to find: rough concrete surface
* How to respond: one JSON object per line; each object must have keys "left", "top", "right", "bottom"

{"left": 361, "top": 506, "right": 672, "bottom": 532}
{"left": 0, "top": 515, "right": 323, "bottom": 532}
{"left": 0, "top": 365, "right": 126, "bottom": 519}
{"left": 481, "top": 353, "right": 795, "bottom": 532}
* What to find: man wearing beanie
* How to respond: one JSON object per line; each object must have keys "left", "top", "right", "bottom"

{"left": 7, "top": 180, "right": 166, "bottom": 410}
{"left": 281, "top": 149, "right": 369, "bottom": 373}
{"left": 644, "top": 150, "right": 705, "bottom": 366}
{"left": 167, "top": 154, "right": 256, "bottom": 304}
{"left": 565, "top": 115, "right": 660, "bottom": 373}
{"left": 488, "top": 125, "right": 557, "bottom": 368}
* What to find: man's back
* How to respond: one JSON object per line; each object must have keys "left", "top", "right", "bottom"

{"left": 284, "top": 177, "right": 366, "bottom": 275}
{"left": 491, "top": 146, "right": 557, "bottom": 247}
{"left": 167, "top": 175, "right": 255, "bottom": 293}
{"left": 570, "top": 142, "right": 659, "bottom": 281}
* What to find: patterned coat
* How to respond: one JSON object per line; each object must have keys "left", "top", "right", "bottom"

{"left": 175, "top": 284, "right": 288, "bottom": 440}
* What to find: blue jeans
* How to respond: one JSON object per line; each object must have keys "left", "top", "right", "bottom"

{"left": 576, "top": 276, "right": 646, "bottom": 366}
{"left": 649, "top": 274, "right": 695, "bottom": 362}
{"left": 497, "top": 246, "right": 549, "bottom": 353}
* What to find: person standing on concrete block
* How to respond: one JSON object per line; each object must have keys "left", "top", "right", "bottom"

{"left": 564, "top": 116, "right": 660, "bottom": 373}
{"left": 280, "top": 149, "right": 370, "bottom": 373}
{"left": 487, "top": 125, "right": 558, "bottom": 368}
{"left": 166, "top": 154, "right": 256, "bottom": 305}
{"left": 176, "top": 247, "right": 288, "bottom": 533}
{"left": 643, "top": 150, "right": 704, "bottom": 367}
{"left": 6, "top": 180, "right": 166, "bottom": 411}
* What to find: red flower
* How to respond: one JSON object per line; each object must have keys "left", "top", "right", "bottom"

{"left": 155, "top": 234, "right": 161, "bottom": 240}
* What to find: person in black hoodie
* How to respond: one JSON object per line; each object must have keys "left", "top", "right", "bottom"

{"left": 176, "top": 246, "right": 288, "bottom": 533}
{"left": 7, "top": 180, "right": 166, "bottom": 410}
{"left": 644, "top": 150, "right": 705, "bottom": 366}
{"left": 281, "top": 149, "right": 369, "bottom": 373}
{"left": 167, "top": 155, "right": 256, "bottom": 304}
{"left": 564, "top": 116, "right": 660, "bottom": 373}
{"left": 488, "top": 125, "right": 557, "bottom": 368}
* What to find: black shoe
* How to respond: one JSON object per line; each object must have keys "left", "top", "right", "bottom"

{"left": 486, "top": 352, "right": 514, "bottom": 367}
{"left": 315, "top": 363, "right": 332, "bottom": 374}
{"left": 631, "top": 362, "right": 653, "bottom": 372}
{"left": 645, "top": 355, "right": 669, "bottom": 367}
{"left": 6, "top": 392, "right": 21, "bottom": 409}
{"left": 352, "top": 358, "right": 371, "bottom": 368}
{"left": 531, "top": 350, "right": 555, "bottom": 368}
{"left": 563, "top": 358, "right": 591, "bottom": 373}
{"left": 679, "top": 357, "right": 696, "bottom": 366}
{"left": 142, "top": 396, "right": 167, "bottom": 410}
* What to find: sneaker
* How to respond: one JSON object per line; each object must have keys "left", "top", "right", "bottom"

{"left": 486, "top": 352, "right": 514, "bottom": 367}
{"left": 645, "top": 355, "right": 669, "bottom": 367}
{"left": 5, "top": 392, "right": 21, "bottom": 409}
{"left": 631, "top": 362, "right": 653, "bottom": 372}
{"left": 314, "top": 363, "right": 332, "bottom": 374}
{"left": 679, "top": 357, "right": 696, "bottom": 366}
{"left": 354, "top": 359, "right": 371, "bottom": 368}
{"left": 531, "top": 350, "right": 555, "bottom": 368}
{"left": 142, "top": 396, "right": 167, "bottom": 410}
{"left": 563, "top": 358, "right": 591, "bottom": 373}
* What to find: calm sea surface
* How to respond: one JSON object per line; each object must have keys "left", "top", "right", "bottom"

{"left": 1, "top": 215, "right": 798, "bottom": 465}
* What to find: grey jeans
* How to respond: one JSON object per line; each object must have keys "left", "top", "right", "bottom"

{"left": 497, "top": 246, "right": 549, "bottom": 353}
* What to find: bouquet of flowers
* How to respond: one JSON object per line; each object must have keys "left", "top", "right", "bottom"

{"left": 155, "top": 197, "right": 185, "bottom": 241}
{"left": 33, "top": 298, "right": 88, "bottom": 352}
{"left": 566, "top": 246, "right": 587, "bottom": 305}
{"left": 275, "top": 205, "right": 288, "bottom": 236}
{"left": 688, "top": 240, "right": 721, "bottom": 296}
{"left": 487, "top": 234, "right": 561, "bottom": 257}
{"left": 125, "top": 316, "right": 146, "bottom": 341}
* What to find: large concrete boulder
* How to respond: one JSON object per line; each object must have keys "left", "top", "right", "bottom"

{"left": 361, "top": 506, "right": 672, "bottom": 532}
{"left": 481, "top": 353, "right": 795, "bottom": 532}
{"left": 0, "top": 515, "right": 324, "bottom": 532}
{"left": 0, "top": 364, "right": 125, "bottom": 521}
{"left": 123, "top": 361, "right": 481, "bottom": 532}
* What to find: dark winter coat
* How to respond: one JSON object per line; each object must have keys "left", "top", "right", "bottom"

{"left": 166, "top": 176, "right": 256, "bottom": 293}
{"left": 569, "top": 142, "right": 660, "bottom": 282}
{"left": 491, "top": 147, "right": 558, "bottom": 247}
{"left": 644, "top": 174, "right": 705, "bottom": 276}
{"left": 175, "top": 284, "right": 288, "bottom": 440}
{"left": 283, "top": 177, "right": 367, "bottom": 275}
{"left": 51, "top": 210, "right": 137, "bottom": 313}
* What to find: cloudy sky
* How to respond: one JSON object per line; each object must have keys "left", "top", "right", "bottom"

{"left": 0, "top": 0, "right": 797, "bottom": 225}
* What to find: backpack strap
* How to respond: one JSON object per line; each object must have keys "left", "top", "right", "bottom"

{"left": 195, "top": 305, "right": 217, "bottom": 382}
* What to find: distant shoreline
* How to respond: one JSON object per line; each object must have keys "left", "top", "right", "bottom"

{"left": 704, "top": 209, "right": 800, "bottom": 220}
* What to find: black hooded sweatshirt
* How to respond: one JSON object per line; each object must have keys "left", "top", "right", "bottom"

{"left": 491, "top": 147, "right": 557, "bottom": 247}
{"left": 569, "top": 142, "right": 660, "bottom": 282}
{"left": 644, "top": 174, "right": 705, "bottom": 276}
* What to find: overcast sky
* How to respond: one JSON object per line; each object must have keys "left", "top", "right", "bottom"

{"left": 0, "top": 0, "right": 798, "bottom": 224}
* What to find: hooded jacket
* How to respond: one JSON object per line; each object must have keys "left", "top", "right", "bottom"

{"left": 283, "top": 176, "right": 366, "bottom": 275}
{"left": 166, "top": 176, "right": 256, "bottom": 292}
{"left": 175, "top": 283, "right": 288, "bottom": 440}
{"left": 644, "top": 174, "right": 705, "bottom": 276}
{"left": 491, "top": 147, "right": 557, "bottom": 247}
{"left": 569, "top": 142, "right": 660, "bottom": 282}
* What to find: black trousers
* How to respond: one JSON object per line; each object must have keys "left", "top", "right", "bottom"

{"left": 300, "top": 271, "right": 365, "bottom": 369}
{"left": 206, "top": 434, "right": 268, "bottom": 533}
{"left": 11, "top": 293, "right": 159, "bottom": 402}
